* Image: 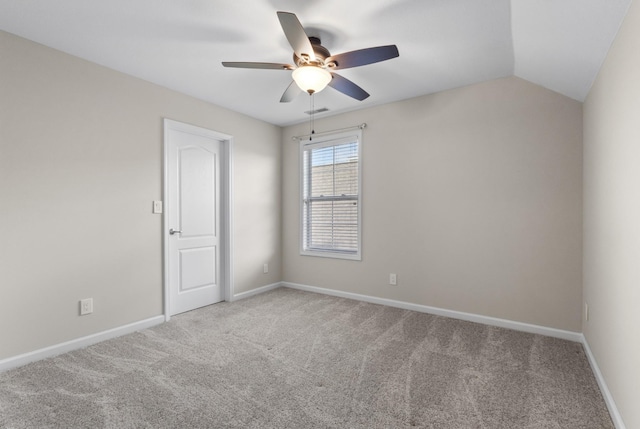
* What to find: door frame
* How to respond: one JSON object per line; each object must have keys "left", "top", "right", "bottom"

{"left": 162, "top": 118, "right": 234, "bottom": 322}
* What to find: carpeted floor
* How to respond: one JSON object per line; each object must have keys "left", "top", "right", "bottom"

{"left": 0, "top": 288, "right": 613, "bottom": 428}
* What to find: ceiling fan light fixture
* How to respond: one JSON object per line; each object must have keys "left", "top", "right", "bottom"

{"left": 292, "top": 66, "right": 332, "bottom": 94}
{"left": 222, "top": 12, "right": 398, "bottom": 102}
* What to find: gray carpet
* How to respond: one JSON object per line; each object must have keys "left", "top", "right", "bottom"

{"left": 0, "top": 288, "right": 613, "bottom": 428}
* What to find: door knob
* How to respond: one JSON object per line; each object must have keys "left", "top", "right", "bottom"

{"left": 169, "top": 228, "right": 182, "bottom": 235}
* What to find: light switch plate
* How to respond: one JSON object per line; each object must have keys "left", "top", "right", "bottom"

{"left": 153, "top": 201, "right": 163, "bottom": 214}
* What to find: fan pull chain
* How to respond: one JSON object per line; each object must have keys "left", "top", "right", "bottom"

{"left": 309, "top": 93, "right": 316, "bottom": 141}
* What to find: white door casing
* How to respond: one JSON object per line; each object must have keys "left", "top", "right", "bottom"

{"left": 164, "top": 119, "right": 233, "bottom": 318}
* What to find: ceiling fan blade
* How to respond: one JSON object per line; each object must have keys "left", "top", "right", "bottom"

{"left": 222, "top": 62, "right": 294, "bottom": 70}
{"left": 328, "top": 73, "right": 370, "bottom": 101}
{"left": 280, "top": 81, "right": 301, "bottom": 102}
{"left": 326, "top": 45, "right": 399, "bottom": 70}
{"left": 277, "top": 11, "right": 315, "bottom": 62}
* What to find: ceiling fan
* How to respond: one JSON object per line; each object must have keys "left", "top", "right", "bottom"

{"left": 222, "top": 11, "right": 399, "bottom": 102}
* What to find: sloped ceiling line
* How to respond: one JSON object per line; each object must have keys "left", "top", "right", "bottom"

{"left": 0, "top": 0, "right": 632, "bottom": 125}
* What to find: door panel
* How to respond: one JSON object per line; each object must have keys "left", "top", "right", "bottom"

{"left": 179, "top": 146, "right": 216, "bottom": 238}
{"left": 179, "top": 247, "right": 216, "bottom": 291}
{"left": 166, "top": 122, "right": 223, "bottom": 316}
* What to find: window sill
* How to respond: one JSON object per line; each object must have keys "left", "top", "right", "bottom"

{"left": 300, "top": 249, "right": 361, "bottom": 261}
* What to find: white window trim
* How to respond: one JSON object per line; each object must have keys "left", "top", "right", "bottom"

{"left": 299, "top": 129, "right": 362, "bottom": 261}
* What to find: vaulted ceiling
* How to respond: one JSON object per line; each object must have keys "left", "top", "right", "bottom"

{"left": 0, "top": 0, "right": 632, "bottom": 126}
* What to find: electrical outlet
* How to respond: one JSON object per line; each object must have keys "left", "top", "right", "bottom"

{"left": 585, "top": 302, "right": 589, "bottom": 321}
{"left": 389, "top": 273, "right": 397, "bottom": 285}
{"left": 263, "top": 263, "right": 269, "bottom": 274}
{"left": 80, "top": 298, "right": 93, "bottom": 316}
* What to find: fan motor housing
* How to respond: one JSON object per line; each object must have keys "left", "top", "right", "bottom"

{"left": 294, "top": 37, "right": 333, "bottom": 67}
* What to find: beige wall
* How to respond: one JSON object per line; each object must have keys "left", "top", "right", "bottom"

{"left": 5, "top": 13, "right": 635, "bottom": 422}
{"left": 0, "top": 31, "right": 281, "bottom": 360}
{"left": 283, "top": 77, "right": 583, "bottom": 332}
{"left": 583, "top": 0, "right": 640, "bottom": 427}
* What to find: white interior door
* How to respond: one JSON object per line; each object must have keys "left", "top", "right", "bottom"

{"left": 165, "top": 120, "right": 224, "bottom": 316}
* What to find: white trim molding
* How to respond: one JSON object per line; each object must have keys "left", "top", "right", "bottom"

{"left": 281, "top": 282, "right": 583, "bottom": 342}
{"left": 1, "top": 281, "right": 624, "bottom": 428}
{"left": 0, "top": 316, "right": 164, "bottom": 373}
{"left": 581, "top": 336, "right": 627, "bottom": 429}
{"left": 232, "top": 282, "right": 282, "bottom": 302}
{"left": 279, "top": 282, "right": 624, "bottom": 425}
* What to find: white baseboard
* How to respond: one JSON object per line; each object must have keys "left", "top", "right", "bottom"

{"left": 282, "top": 282, "right": 622, "bottom": 426}
{"left": 232, "top": 281, "right": 282, "bottom": 302}
{"left": 1, "top": 282, "right": 624, "bottom": 428}
{"left": 0, "top": 315, "right": 164, "bottom": 373}
{"left": 282, "top": 282, "right": 583, "bottom": 342}
{"left": 1, "top": 281, "right": 282, "bottom": 372}
{"left": 581, "top": 336, "right": 626, "bottom": 429}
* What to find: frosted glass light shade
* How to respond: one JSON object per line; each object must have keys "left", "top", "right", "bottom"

{"left": 292, "top": 66, "right": 332, "bottom": 94}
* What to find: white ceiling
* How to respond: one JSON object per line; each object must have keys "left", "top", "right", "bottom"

{"left": 0, "top": 0, "right": 631, "bottom": 126}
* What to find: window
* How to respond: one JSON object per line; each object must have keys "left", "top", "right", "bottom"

{"left": 300, "top": 130, "right": 362, "bottom": 260}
